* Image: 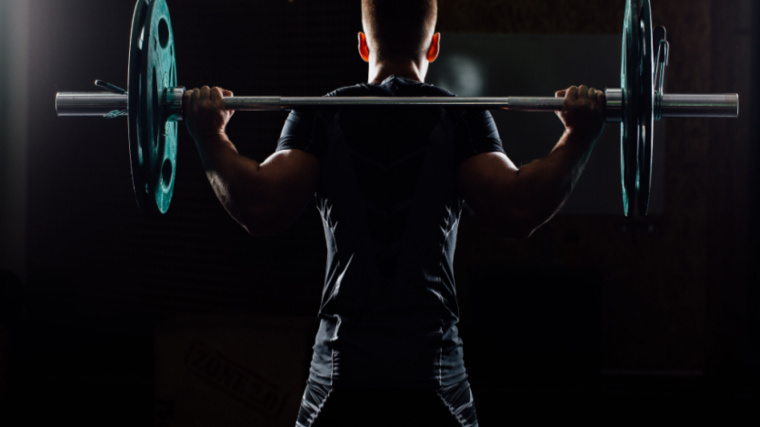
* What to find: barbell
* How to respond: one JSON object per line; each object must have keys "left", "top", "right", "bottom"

{"left": 55, "top": 0, "right": 739, "bottom": 216}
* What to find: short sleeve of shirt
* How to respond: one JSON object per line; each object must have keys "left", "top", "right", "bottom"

{"left": 276, "top": 109, "right": 330, "bottom": 159}
{"left": 453, "top": 108, "right": 504, "bottom": 165}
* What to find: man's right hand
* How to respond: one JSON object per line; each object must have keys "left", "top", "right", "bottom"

{"left": 183, "top": 86, "right": 235, "bottom": 143}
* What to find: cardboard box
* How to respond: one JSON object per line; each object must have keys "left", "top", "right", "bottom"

{"left": 156, "top": 316, "right": 317, "bottom": 427}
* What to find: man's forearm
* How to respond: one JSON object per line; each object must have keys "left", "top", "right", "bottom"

{"left": 512, "top": 130, "right": 598, "bottom": 228}
{"left": 194, "top": 132, "right": 265, "bottom": 229}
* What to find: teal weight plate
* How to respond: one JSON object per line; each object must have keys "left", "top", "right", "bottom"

{"left": 637, "top": 0, "right": 654, "bottom": 216}
{"left": 620, "top": 0, "right": 640, "bottom": 216}
{"left": 128, "top": 0, "right": 178, "bottom": 214}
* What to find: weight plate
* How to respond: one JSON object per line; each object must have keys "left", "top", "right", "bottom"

{"left": 637, "top": 0, "right": 654, "bottom": 216}
{"left": 128, "top": 0, "right": 178, "bottom": 214}
{"left": 620, "top": 0, "right": 640, "bottom": 216}
{"left": 127, "top": 0, "right": 147, "bottom": 212}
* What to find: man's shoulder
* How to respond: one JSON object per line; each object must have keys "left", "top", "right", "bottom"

{"left": 326, "top": 83, "right": 378, "bottom": 97}
{"left": 327, "top": 76, "right": 455, "bottom": 97}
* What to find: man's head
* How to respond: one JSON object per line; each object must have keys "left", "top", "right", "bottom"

{"left": 359, "top": 0, "right": 439, "bottom": 64}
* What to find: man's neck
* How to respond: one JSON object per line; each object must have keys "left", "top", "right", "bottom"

{"left": 367, "top": 58, "right": 428, "bottom": 84}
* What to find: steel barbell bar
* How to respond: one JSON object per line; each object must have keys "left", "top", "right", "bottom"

{"left": 55, "top": 90, "right": 738, "bottom": 119}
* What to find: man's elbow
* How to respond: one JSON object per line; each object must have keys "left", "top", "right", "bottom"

{"left": 476, "top": 206, "right": 549, "bottom": 239}
{"left": 509, "top": 207, "right": 556, "bottom": 238}
{"left": 237, "top": 204, "right": 297, "bottom": 237}
{"left": 492, "top": 217, "right": 541, "bottom": 239}
{"left": 240, "top": 220, "right": 280, "bottom": 237}
{"left": 508, "top": 222, "right": 540, "bottom": 239}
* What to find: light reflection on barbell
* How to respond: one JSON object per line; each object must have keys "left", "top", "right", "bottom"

{"left": 55, "top": 90, "right": 739, "bottom": 121}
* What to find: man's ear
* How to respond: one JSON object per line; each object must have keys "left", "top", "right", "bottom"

{"left": 358, "top": 32, "right": 370, "bottom": 63}
{"left": 427, "top": 32, "right": 440, "bottom": 63}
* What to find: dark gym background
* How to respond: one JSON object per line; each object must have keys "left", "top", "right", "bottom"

{"left": 1, "top": 0, "right": 758, "bottom": 425}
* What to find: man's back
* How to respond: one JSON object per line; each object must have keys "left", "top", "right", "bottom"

{"left": 278, "top": 76, "right": 503, "bottom": 387}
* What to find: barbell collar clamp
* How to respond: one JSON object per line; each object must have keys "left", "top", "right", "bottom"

{"left": 165, "top": 87, "right": 184, "bottom": 122}
{"left": 605, "top": 89, "right": 624, "bottom": 122}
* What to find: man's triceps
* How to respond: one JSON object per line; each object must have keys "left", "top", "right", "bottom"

{"left": 237, "top": 149, "right": 321, "bottom": 236}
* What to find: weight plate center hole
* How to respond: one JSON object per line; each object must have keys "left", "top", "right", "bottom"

{"left": 158, "top": 18, "right": 170, "bottom": 49}
{"left": 161, "top": 158, "right": 173, "bottom": 191}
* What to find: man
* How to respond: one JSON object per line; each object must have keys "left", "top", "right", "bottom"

{"left": 183, "top": 1, "right": 605, "bottom": 425}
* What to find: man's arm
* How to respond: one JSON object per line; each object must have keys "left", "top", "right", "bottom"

{"left": 184, "top": 86, "right": 320, "bottom": 236}
{"left": 457, "top": 85, "right": 605, "bottom": 238}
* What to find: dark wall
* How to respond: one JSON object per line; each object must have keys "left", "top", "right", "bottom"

{"left": 2, "top": 0, "right": 757, "bottom": 424}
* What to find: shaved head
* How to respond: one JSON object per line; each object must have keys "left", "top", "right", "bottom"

{"left": 361, "top": 0, "right": 438, "bottom": 62}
